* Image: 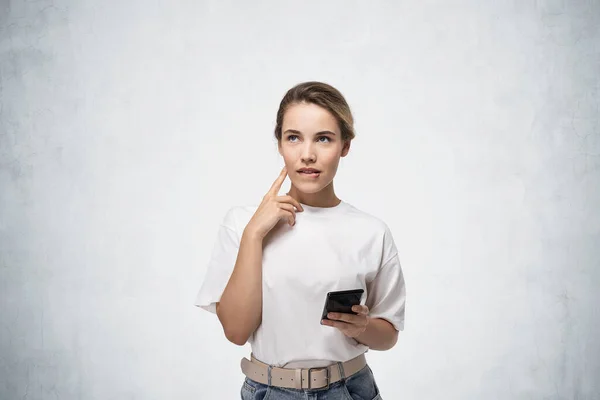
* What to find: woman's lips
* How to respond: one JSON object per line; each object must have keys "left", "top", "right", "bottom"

{"left": 298, "top": 171, "right": 320, "bottom": 178}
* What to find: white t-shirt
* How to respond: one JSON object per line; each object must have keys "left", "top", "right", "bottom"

{"left": 194, "top": 200, "right": 406, "bottom": 368}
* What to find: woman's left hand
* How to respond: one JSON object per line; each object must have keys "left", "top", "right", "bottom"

{"left": 321, "top": 305, "right": 370, "bottom": 338}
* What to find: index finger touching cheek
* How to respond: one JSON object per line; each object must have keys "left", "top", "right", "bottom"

{"left": 269, "top": 166, "right": 288, "bottom": 195}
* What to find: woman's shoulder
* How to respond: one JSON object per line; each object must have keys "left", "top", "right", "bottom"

{"left": 342, "top": 203, "right": 399, "bottom": 260}
{"left": 219, "top": 204, "right": 259, "bottom": 233}
{"left": 345, "top": 204, "right": 400, "bottom": 262}
{"left": 343, "top": 202, "right": 392, "bottom": 233}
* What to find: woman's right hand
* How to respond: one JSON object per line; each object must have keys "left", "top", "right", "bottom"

{"left": 245, "top": 166, "right": 304, "bottom": 239}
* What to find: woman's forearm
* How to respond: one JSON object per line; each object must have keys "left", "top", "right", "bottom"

{"left": 217, "top": 228, "right": 264, "bottom": 346}
{"left": 355, "top": 317, "right": 398, "bottom": 351}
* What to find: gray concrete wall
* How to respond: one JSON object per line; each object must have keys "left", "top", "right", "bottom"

{"left": 1, "top": 1, "right": 599, "bottom": 398}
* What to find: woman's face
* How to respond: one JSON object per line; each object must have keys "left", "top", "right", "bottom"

{"left": 278, "top": 102, "right": 350, "bottom": 195}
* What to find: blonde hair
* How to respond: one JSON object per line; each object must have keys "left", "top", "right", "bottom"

{"left": 274, "top": 81, "right": 355, "bottom": 143}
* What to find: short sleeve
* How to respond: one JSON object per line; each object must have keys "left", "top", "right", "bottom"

{"left": 365, "top": 226, "right": 406, "bottom": 331}
{"left": 194, "top": 208, "right": 241, "bottom": 314}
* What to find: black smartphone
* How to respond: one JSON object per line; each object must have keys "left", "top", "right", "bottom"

{"left": 320, "top": 289, "right": 365, "bottom": 322}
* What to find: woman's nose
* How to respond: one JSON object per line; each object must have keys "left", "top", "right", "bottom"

{"left": 301, "top": 143, "right": 317, "bottom": 161}
{"left": 301, "top": 151, "right": 316, "bottom": 163}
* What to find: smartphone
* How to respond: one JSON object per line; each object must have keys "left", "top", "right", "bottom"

{"left": 320, "top": 289, "right": 365, "bottom": 322}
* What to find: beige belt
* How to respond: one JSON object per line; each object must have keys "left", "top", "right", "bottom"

{"left": 240, "top": 353, "right": 367, "bottom": 390}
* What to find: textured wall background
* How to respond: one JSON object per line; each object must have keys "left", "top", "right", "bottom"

{"left": 1, "top": 1, "right": 599, "bottom": 399}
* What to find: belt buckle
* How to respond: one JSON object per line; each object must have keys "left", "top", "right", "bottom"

{"left": 307, "top": 366, "right": 330, "bottom": 390}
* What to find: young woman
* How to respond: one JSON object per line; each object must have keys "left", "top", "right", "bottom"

{"left": 195, "top": 82, "right": 406, "bottom": 399}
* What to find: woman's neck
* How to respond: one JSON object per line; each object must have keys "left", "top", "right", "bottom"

{"left": 286, "top": 183, "right": 341, "bottom": 208}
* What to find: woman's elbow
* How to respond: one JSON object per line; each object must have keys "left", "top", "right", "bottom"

{"left": 216, "top": 303, "right": 250, "bottom": 345}
{"left": 224, "top": 329, "right": 249, "bottom": 346}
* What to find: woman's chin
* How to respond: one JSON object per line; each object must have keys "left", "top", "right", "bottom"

{"left": 291, "top": 183, "right": 328, "bottom": 195}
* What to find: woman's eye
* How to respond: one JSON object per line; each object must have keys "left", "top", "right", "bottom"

{"left": 287, "top": 135, "right": 330, "bottom": 143}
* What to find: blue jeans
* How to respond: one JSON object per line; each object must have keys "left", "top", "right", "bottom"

{"left": 240, "top": 364, "right": 382, "bottom": 400}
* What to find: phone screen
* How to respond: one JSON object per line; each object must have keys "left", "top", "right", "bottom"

{"left": 321, "top": 289, "right": 364, "bottom": 322}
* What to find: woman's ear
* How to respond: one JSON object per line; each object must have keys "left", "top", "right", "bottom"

{"left": 341, "top": 140, "right": 351, "bottom": 157}
{"left": 277, "top": 140, "right": 283, "bottom": 156}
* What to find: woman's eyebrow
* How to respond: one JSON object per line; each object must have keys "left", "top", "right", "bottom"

{"left": 283, "top": 129, "right": 337, "bottom": 136}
